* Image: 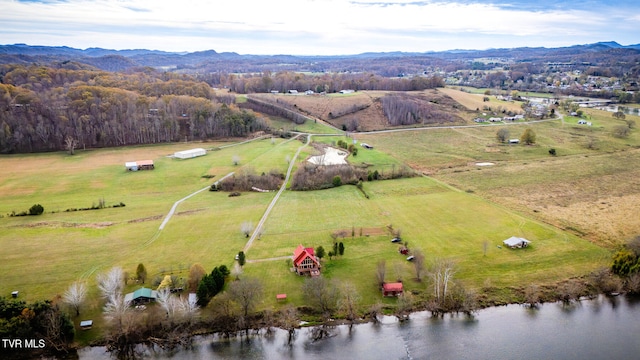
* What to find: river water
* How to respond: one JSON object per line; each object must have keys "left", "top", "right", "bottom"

{"left": 79, "top": 295, "right": 640, "bottom": 360}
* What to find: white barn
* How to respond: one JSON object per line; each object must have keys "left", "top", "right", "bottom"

{"left": 174, "top": 148, "right": 206, "bottom": 159}
{"left": 503, "top": 236, "right": 531, "bottom": 249}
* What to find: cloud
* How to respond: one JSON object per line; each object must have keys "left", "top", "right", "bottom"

{"left": 0, "top": 0, "right": 638, "bottom": 54}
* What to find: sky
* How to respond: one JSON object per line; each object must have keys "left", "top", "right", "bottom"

{"left": 1, "top": 0, "right": 639, "bottom": 55}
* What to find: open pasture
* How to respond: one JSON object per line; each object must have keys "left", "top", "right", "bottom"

{"left": 0, "top": 137, "right": 301, "bottom": 301}
{"left": 360, "top": 111, "right": 640, "bottom": 246}
{"left": 248, "top": 176, "right": 609, "bottom": 306}
{"left": 0, "top": 118, "right": 621, "bottom": 327}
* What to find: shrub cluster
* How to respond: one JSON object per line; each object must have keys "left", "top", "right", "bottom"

{"left": 291, "top": 164, "right": 367, "bottom": 191}
{"left": 212, "top": 169, "right": 284, "bottom": 192}
{"left": 196, "top": 265, "right": 229, "bottom": 307}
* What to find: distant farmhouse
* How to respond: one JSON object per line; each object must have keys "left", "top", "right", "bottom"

{"left": 174, "top": 148, "right": 206, "bottom": 159}
{"left": 125, "top": 159, "right": 154, "bottom": 171}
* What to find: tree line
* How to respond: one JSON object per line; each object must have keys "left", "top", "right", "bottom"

{"left": 223, "top": 71, "right": 444, "bottom": 94}
{"left": 0, "top": 65, "right": 267, "bottom": 153}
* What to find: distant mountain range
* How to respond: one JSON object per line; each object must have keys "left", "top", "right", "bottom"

{"left": 1, "top": 41, "right": 639, "bottom": 73}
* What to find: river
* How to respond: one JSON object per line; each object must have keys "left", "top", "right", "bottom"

{"left": 79, "top": 295, "right": 640, "bottom": 359}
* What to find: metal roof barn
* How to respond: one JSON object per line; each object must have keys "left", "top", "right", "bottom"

{"left": 174, "top": 148, "right": 206, "bottom": 159}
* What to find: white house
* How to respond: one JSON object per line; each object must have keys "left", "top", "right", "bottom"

{"left": 503, "top": 236, "right": 531, "bottom": 249}
{"left": 174, "top": 148, "right": 206, "bottom": 159}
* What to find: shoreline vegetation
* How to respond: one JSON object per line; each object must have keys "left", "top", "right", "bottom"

{"left": 1, "top": 82, "right": 639, "bottom": 358}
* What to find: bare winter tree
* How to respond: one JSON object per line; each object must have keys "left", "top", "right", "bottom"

{"left": 240, "top": 221, "right": 254, "bottom": 238}
{"left": 413, "top": 249, "right": 426, "bottom": 281}
{"left": 395, "top": 293, "right": 412, "bottom": 321}
{"left": 338, "top": 281, "right": 360, "bottom": 328}
{"left": 62, "top": 281, "right": 87, "bottom": 316}
{"left": 369, "top": 302, "right": 383, "bottom": 324}
{"left": 302, "top": 276, "right": 340, "bottom": 321}
{"left": 430, "top": 259, "right": 457, "bottom": 303}
{"left": 228, "top": 277, "right": 263, "bottom": 336}
{"left": 279, "top": 305, "right": 299, "bottom": 345}
{"left": 231, "top": 262, "right": 243, "bottom": 280}
{"left": 97, "top": 267, "right": 125, "bottom": 298}
{"left": 393, "top": 261, "right": 404, "bottom": 282}
{"left": 157, "top": 289, "right": 180, "bottom": 321}
{"left": 228, "top": 277, "right": 263, "bottom": 318}
{"left": 524, "top": 284, "right": 541, "bottom": 308}
{"left": 496, "top": 128, "right": 510, "bottom": 143}
{"left": 64, "top": 136, "right": 78, "bottom": 155}
{"left": 103, "top": 293, "right": 133, "bottom": 333}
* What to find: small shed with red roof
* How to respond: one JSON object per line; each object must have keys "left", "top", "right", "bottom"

{"left": 382, "top": 282, "right": 404, "bottom": 297}
{"left": 293, "top": 244, "right": 321, "bottom": 276}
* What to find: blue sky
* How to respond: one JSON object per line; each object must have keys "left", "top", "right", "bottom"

{"left": 1, "top": 0, "right": 639, "bottom": 55}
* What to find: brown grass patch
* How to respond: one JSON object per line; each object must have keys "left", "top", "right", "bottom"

{"left": 438, "top": 87, "right": 524, "bottom": 114}
{"left": 127, "top": 215, "right": 164, "bottom": 223}
{"left": 14, "top": 221, "right": 114, "bottom": 228}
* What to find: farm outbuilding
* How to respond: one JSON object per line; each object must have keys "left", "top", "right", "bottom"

{"left": 174, "top": 148, "right": 207, "bottom": 159}
{"left": 382, "top": 282, "right": 404, "bottom": 297}
{"left": 124, "top": 287, "right": 157, "bottom": 305}
{"left": 125, "top": 160, "right": 154, "bottom": 171}
{"left": 503, "top": 236, "right": 531, "bottom": 249}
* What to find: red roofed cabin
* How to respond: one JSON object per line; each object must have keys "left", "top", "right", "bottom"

{"left": 293, "top": 244, "right": 321, "bottom": 276}
{"left": 382, "top": 282, "right": 404, "bottom": 297}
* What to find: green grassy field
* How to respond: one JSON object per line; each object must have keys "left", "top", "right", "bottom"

{"left": 267, "top": 116, "right": 342, "bottom": 134}
{"left": 247, "top": 177, "right": 609, "bottom": 308}
{"left": 1, "top": 112, "right": 631, "bottom": 343}
{"left": 358, "top": 108, "right": 640, "bottom": 245}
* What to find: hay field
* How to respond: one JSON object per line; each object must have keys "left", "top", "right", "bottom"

{"left": 360, "top": 109, "right": 640, "bottom": 246}
{"left": 0, "top": 137, "right": 302, "bottom": 301}
{"left": 438, "top": 87, "right": 526, "bottom": 114}
{"left": 0, "top": 114, "right": 626, "bottom": 331}
{"left": 247, "top": 177, "right": 609, "bottom": 307}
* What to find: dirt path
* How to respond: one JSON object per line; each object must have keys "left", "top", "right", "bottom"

{"left": 246, "top": 256, "right": 291, "bottom": 263}
{"left": 158, "top": 172, "right": 234, "bottom": 231}
{"left": 242, "top": 134, "right": 310, "bottom": 253}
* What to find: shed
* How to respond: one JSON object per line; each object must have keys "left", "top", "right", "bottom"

{"left": 124, "top": 287, "right": 158, "bottom": 305}
{"left": 80, "top": 320, "right": 93, "bottom": 330}
{"left": 188, "top": 293, "right": 197, "bottom": 305}
{"left": 382, "top": 282, "right": 404, "bottom": 297}
{"left": 508, "top": 139, "right": 520, "bottom": 144}
{"left": 125, "top": 161, "right": 138, "bottom": 171}
{"left": 136, "top": 160, "right": 155, "bottom": 170}
{"left": 11, "top": 291, "right": 18, "bottom": 298}
{"left": 174, "top": 148, "right": 206, "bottom": 159}
{"left": 503, "top": 236, "right": 531, "bottom": 249}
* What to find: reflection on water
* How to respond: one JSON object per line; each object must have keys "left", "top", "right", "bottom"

{"left": 79, "top": 295, "right": 640, "bottom": 360}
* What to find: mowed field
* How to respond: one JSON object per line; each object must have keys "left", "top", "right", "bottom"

{"left": 359, "top": 102, "right": 640, "bottom": 246}
{"left": 1, "top": 89, "right": 636, "bottom": 342}
{"left": 0, "top": 137, "right": 303, "bottom": 300}
{"left": 1, "top": 122, "right": 614, "bottom": 308}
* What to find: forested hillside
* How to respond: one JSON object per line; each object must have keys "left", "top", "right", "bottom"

{"left": 0, "top": 64, "right": 263, "bottom": 153}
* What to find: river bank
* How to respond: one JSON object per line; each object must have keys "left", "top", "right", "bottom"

{"left": 76, "top": 294, "right": 640, "bottom": 359}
